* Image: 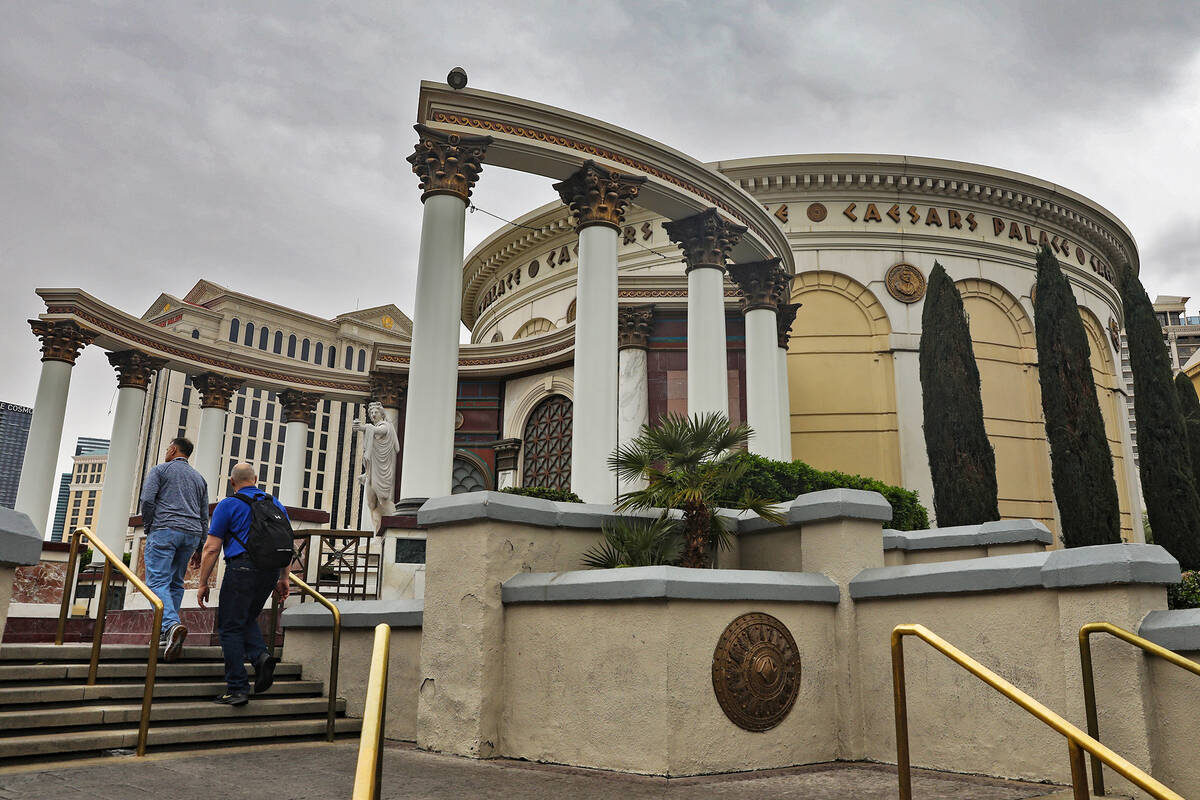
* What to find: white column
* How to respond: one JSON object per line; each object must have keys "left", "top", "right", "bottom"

{"left": 617, "top": 346, "right": 649, "bottom": 494}
{"left": 94, "top": 385, "right": 149, "bottom": 558}
{"left": 570, "top": 224, "right": 619, "bottom": 503}
{"left": 890, "top": 337, "right": 935, "bottom": 519}
{"left": 280, "top": 419, "right": 308, "bottom": 507}
{"left": 194, "top": 406, "right": 227, "bottom": 501}
{"left": 744, "top": 307, "right": 781, "bottom": 458}
{"left": 400, "top": 193, "right": 468, "bottom": 501}
{"left": 14, "top": 359, "right": 74, "bottom": 534}
{"left": 777, "top": 346, "right": 792, "bottom": 462}
{"left": 688, "top": 266, "right": 730, "bottom": 418}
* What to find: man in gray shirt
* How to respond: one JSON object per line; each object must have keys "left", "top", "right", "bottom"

{"left": 139, "top": 437, "right": 209, "bottom": 661}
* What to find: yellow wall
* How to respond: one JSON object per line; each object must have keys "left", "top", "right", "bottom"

{"left": 787, "top": 272, "right": 900, "bottom": 485}
{"left": 1080, "top": 309, "right": 1134, "bottom": 540}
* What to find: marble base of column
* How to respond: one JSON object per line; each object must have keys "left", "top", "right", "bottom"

{"left": 687, "top": 267, "right": 729, "bottom": 418}
{"left": 14, "top": 359, "right": 73, "bottom": 534}
{"left": 94, "top": 386, "right": 148, "bottom": 558}
{"left": 617, "top": 346, "right": 648, "bottom": 492}
{"left": 744, "top": 307, "right": 781, "bottom": 458}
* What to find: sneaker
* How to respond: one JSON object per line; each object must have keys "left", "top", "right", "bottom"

{"left": 212, "top": 691, "right": 249, "bottom": 707}
{"left": 253, "top": 652, "right": 277, "bottom": 695}
{"left": 162, "top": 623, "right": 188, "bottom": 662}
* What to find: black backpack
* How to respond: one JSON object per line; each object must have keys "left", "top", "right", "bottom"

{"left": 231, "top": 493, "right": 295, "bottom": 569}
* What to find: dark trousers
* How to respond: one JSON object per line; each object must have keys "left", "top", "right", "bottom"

{"left": 217, "top": 556, "right": 279, "bottom": 693}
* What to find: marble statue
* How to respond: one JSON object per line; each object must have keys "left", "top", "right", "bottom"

{"left": 354, "top": 401, "right": 400, "bottom": 531}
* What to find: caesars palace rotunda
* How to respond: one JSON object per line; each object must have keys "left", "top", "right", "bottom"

{"left": 15, "top": 81, "right": 1143, "bottom": 571}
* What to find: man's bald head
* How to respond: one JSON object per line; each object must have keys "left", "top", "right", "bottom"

{"left": 230, "top": 462, "right": 258, "bottom": 488}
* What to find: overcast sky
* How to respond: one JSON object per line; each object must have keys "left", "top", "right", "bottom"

{"left": 2, "top": 1, "right": 1199, "bottom": 532}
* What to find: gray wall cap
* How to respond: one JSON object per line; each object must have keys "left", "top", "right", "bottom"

{"left": 978, "top": 519, "right": 1054, "bottom": 545}
{"left": 418, "top": 491, "right": 560, "bottom": 528}
{"left": 0, "top": 507, "right": 43, "bottom": 566}
{"left": 787, "top": 488, "right": 892, "bottom": 525}
{"left": 281, "top": 599, "right": 423, "bottom": 629}
{"left": 502, "top": 566, "right": 840, "bottom": 605}
{"left": 882, "top": 519, "right": 1053, "bottom": 551}
{"left": 852, "top": 543, "right": 1181, "bottom": 599}
{"left": 1139, "top": 608, "right": 1200, "bottom": 652}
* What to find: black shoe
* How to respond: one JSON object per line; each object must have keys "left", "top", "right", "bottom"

{"left": 163, "top": 624, "right": 188, "bottom": 662}
{"left": 212, "top": 691, "right": 249, "bottom": 706}
{"left": 253, "top": 652, "right": 277, "bottom": 695}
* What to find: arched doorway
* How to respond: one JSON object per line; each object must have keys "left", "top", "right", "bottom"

{"left": 521, "top": 394, "right": 573, "bottom": 490}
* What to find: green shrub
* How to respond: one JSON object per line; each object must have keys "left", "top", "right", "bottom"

{"left": 1168, "top": 571, "right": 1200, "bottom": 610}
{"left": 711, "top": 452, "right": 930, "bottom": 531}
{"left": 500, "top": 486, "right": 584, "bottom": 503}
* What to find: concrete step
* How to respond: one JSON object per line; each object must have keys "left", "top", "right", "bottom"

{"left": 0, "top": 678, "right": 326, "bottom": 706}
{"left": 0, "top": 715, "right": 363, "bottom": 759}
{"left": 0, "top": 661, "right": 302, "bottom": 682}
{"left": 0, "top": 696, "right": 346, "bottom": 731}
{"left": 0, "top": 643, "right": 236, "bottom": 662}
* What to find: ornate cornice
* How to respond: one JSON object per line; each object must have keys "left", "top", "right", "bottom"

{"left": 728, "top": 258, "right": 791, "bottom": 314}
{"left": 553, "top": 160, "right": 646, "bottom": 232}
{"left": 29, "top": 319, "right": 97, "bottom": 365}
{"left": 107, "top": 350, "right": 167, "bottom": 390}
{"left": 777, "top": 302, "right": 801, "bottom": 349}
{"left": 368, "top": 371, "right": 408, "bottom": 410}
{"left": 617, "top": 305, "right": 655, "bottom": 350}
{"left": 278, "top": 390, "right": 320, "bottom": 425}
{"left": 193, "top": 373, "right": 243, "bottom": 410}
{"left": 662, "top": 209, "right": 746, "bottom": 272}
{"left": 407, "top": 123, "right": 492, "bottom": 203}
{"left": 492, "top": 438, "right": 522, "bottom": 472}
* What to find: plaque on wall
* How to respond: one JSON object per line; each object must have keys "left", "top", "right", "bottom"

{"left": 885, "top": 263, "right": 927, "bottom": 304}
{"left": 1108, "top": 316, "right": 1121, "bottom": 351}
{"left": 806, "top": 203, "right": 827, "bottom": 222}
{"left": 711, "top": 612, "right": 801, "bottom": 732}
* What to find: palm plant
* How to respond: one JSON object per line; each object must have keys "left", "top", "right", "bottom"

{"left": 609, "top": 412, "right": 785, "bottom": 568}
{"left": 581, "top": 516, "right": 683, "bottom": 569}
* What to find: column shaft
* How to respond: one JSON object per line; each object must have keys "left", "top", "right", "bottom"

{"left": 194, "top": 406, "right": 227, "bottom": 501}
{"left": 570, "top": 224, "right": 619, "bottom": 503}
{"left": 687, "top": 267, "right": 729, "bottom": 418}
{"left": 279, "top": 420, "right": 308, "bottom": 507}
{"left": 891, "top": 347, "right": 934, "bottom": 517}
{"left": 14, "top": 360, "right": 73, "bottom": 533}
{"left": 94, "top": 386, "right": 148, "bottom": 557}
{"left": 777, "top": 347, "right": 792, "bottom": 462}
{"left": 744, "top": 307, "right": 781, "bottom": 457}
{"left": 617, "top": 347, "right": 648, "bottom": 494}
{"left": 399, "top": 193, "right": 467, "bottom": 500}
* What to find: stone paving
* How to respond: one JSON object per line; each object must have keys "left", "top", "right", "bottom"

{"left": 0, "top": 740, "right": 1074, "bottom": 799}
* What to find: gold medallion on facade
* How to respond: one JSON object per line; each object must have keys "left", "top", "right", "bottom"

{"left": 711, "top": 612, "right": 801, "bottom": 732}
{"left": 806, "top": 203, "right": 827, "bottom": 222}
{"left": 885, "top": 263, "right": 927, "bottom": 304}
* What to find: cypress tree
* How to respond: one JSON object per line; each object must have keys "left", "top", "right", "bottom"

{"left": 1121, "top": 266, "right": 1200, "bottom": 569}
{"left": 919, "top": 262, "right": 999, "bottom": 526}
{"left": 1032, "top": 245, "right": 1121, "bottom": 546}
{"left": 1174, "top": 373, "right": 1200, "bottom": 503}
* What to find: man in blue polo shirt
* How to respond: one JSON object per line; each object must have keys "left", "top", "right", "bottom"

{"left": 197, "top": 462, "right": 290, "bottom": 706}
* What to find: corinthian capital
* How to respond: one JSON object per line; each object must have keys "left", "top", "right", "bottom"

{"left": 29, "top": 320, "right": 97, "bottom": 365}
{"left": 617, "top": 305, "right": 655, "bottom": 350}
{"left": 278, "top": 389, "right": 321, "bottom": 425}
{"left": 728, "top": 258, "right": 792, "bottom": 314}
{"left": 193, "top": 373, "right": 244, "bottom": 410}
{"left": 553, "top": 161, "right": 646, "bottom": 232}
{"left": 368, "top": 371, "right": 408, "bottom": 410}
{"left": 107, "top": 350, "right": 167, "bottom": 390}
{"left": 662, "top": 209, "right": 747, "bottom": 272}
{"left": 776, "top": 302, "right": 802, "bottom": 349}
{"left": 407, "top": 124, "right": 493, "bottom": 203}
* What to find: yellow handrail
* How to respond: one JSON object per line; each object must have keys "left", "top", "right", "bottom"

{"left": 1079, "top": 621, "right": 1200, "bottom": 796}
{"left": 891, "top": 623, "right": 1183, "bottom": 800}
{"left": 285, "top": 572, "right": 342, "bottom": 741}
{"left": 351, "top": 623, "right": 390, "bottom": 800}
{"left": 54, "top": 527, "right": 163, "bottom": 757}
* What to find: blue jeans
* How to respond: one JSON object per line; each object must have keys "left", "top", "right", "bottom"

{"left": 144, "top": 529, "right": 201, "bottom": 634}
{"left": 217, "top": 556, "right": 280, "bottom": 693}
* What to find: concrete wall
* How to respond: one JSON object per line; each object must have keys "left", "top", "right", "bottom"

{"left": 1145, "top": 648, "right": 1200, "bottom": 794}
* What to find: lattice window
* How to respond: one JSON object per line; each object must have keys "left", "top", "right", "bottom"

{"left": 521, "top": 395, "right": 572, "bottom": 490}
{"left": 514, "top": 317, "right": 555, "bottom": 339}
{"left": 451, "top": 454, "right": 490, "bottom": 494}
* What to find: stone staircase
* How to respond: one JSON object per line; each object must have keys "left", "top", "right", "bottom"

{"left": 0, "top": 643, "right": 361, "bottom": 760}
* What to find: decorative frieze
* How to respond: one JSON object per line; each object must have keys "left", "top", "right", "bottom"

{"left": 28, "top": 320, "right": 97, "bottom": 365}
{"left": 728, "top": 258, "right": 792, "bottom": 314}
{"left": 552, "top": 160, "right": 646, "bottom": 232}
{"left": 192, "top": 373, "right": 244, "bottom": 410}
{"left": 662, "top": 208, "right": 746, "bottom": 272}
{"left": 492, "top": 438, "right": 522, "bottom": 473}
{"left": 777, "top": 302, "right": 801, "bottom": 349}
{"left": 107, "top": 350, "right": 167, "bottom": 390}
{"left": 617, "top": 305, "right": 655, "bottom": 350}
{"left": 278, "top": 389, "right": 321, "bottom": 425}
{"left": 368, "top": 371, "right": 408, "bottom": 410}
{"left": 407, "top": 123, "right": 492, "bottom": 203}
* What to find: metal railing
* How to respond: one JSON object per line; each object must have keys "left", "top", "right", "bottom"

{"left": 351, "top": 623, "right": 391, "bottom": 800}
{"left": 1079, "top": 621, "right": 1200, "bottom": 796}
{"left": 54, "top": 527, "right": 163, "bottom": 757}
{"left": 891, "top": 623, "right": 1183, "bottom": 800}
{"left": 280, "top": 572, "right": 342, "bottom": 742}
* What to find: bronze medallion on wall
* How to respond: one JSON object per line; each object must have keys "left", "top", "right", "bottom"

{"left": 454, "top": 411, "right": 465, "bottom": 430}
{"left": 806, "top": 203, "right": 827, "bottom": 222}
{"left": 885, "top": 263, "right": 927, "bottom": 304}
{"left": 1108, "top": 317, "right": 1121, "bottom": 351}
{"left": 711, "top": 612, "right": 801, "bottom": 732}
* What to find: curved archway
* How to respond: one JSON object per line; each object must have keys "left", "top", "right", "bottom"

{"left": 1079, "top": 306, "right": 1135, "bottom": 540}
{"left": 451, "top": 450, "right": 493, "bottom": 494}
{"left": 788, "top": 271, "right": 899, "bottom": 484}
{"left": 521, "top": 394, "right": 573, "bottom": 490}
{"left": 490, "top": 331, "right": 503, "bottom": 343}
{"left": 514, "top": 317, "right": 556, "bottom": 340}
{"left": 955, "top": 278, "right": 1055, "bottom": 532}
{"left": 566, "top": 300, "right": 577, "bottom": 325}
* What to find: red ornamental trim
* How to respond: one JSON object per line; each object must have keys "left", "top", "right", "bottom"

{"left": 432, "top": 112, "right": 758, "bottom": 236}
{"left": 45, "top": 306, "right": 368, "bottom": 393}
{"left": 616, "top": 288, "right": 741, "bottom": 298}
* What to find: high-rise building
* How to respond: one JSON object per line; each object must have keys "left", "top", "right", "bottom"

{"left": 0, "top": 402, "right": 34, "bottom": 509}
{"left": 63, "top": 449, "right": 108, "bottom": 541}
{"left": 49, "top": 437, "right": 110, "bottom": 541}
{"left": 74, "top": 438, "right": 110, "bottom": 457}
